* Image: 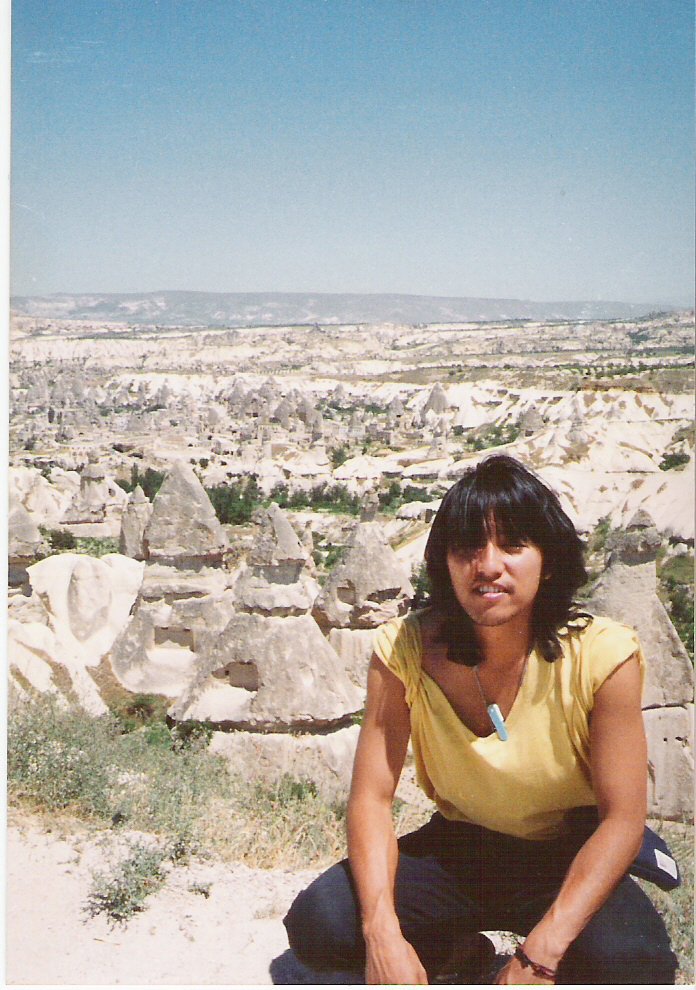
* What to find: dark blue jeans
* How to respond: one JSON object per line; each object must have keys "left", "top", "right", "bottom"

{"left": 284, "top": 811, "right": 677, "bottom": 984}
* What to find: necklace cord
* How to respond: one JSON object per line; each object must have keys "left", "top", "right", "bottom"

{"left": 473, "top": 646, "right": 532, "bottom": 735}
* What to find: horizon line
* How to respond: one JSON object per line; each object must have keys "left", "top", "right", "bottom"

{"left": 10, "top": 288, "right": 693, "bottom": 309}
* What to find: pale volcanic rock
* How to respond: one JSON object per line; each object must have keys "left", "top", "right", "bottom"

{"left": 108, "top": 595, "right": 231, "bottom": 698}
{"left": 333, "top": 454, "right": 384, "bottom": 491}
{"left": 614, "top": 459, "right": 695, "bottom": 542}
{"left": 449, "top": 389, "right": 502, "bottom": 431}
{"left": 108, "top": 601, "right": 169, "bottom": 682}
{"left": 233, "top": 572, "right": 320, "bottom": 617}
{"left": 420, "top": 382, "right": 450, "bottom": 418}
{"left": 585, "top": 519, "right": 693, "bottom": 707}
{"left": 7, "top": 589, "right": 51, "bottom": 626}
{"left": 535, "top": 463, "right": 623, "bottom": 533}
{"left": 232, "top": 503, "right": 320, "bottom": 616}
{"left": 584, "top": 514, "right": 693, "bottom": 821}
{"left": 27, "top": 553, "right": 145, "bottom": 657}
{"left": 246, "top": 502, "right": 310, "bottom": 576}
{"left": 60, "top": 462, "right": 128, "bottom": 526}
{"left": 45, "top": 466, "right": 82, "bottom": 501}
{"left": 642, "top": 706, "right": 694, "bottom": 821}
{"left": 170, "top": 612, "right": 362, "bottom": 731}
{"left": 143, "top": 460, "right": 228, "bottom": 563}
{"left": 139, "top": 563, "right": 232, "bottom": 601}
{"left": 327, "top": 628, "right": 377, "bottom": 692}
{"left": 249, "top": 457, "right": 287, "bottom": 494}
{"left": 519, "top": 405, "right": 546, "bottom": 434}
{"left": 517, "top": 420, "right": 665, "bottom": 475}
{"left": 277, "top": 447, "right": 332, "bottom": 480}
{"left": 312, "top": 522, "right": 414, "bottom": 631}
{"left": 8, "top": 494, "right": 47, "bottom": 562}
{"left": 119, "top": 485, "right": 153, "bottom": 559}
{"left": 403, "top": 456, "right": 454, "bottom": 482}
{"left": 8, "top": 621, "right": 65, "bottom": 700}
{"left": 395, "top": 499, "right": 440, "bottom": 521}
{"left": 8, "top": 466, "right": 75, "bottom": 529}
{"left": 209, "top": 723, "right": 361, "bottom": 794}
{"left": 9, "top": 553, "right": 144, "bottom": 713}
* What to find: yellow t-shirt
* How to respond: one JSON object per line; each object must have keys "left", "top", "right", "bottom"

{"left": 373, "top": 612, "right": 645, "bottom": 840}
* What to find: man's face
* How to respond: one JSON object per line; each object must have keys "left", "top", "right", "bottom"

{"left": 446, "top": 523, "right": 545, "bottom": 630}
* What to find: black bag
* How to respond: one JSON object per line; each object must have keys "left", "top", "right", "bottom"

{"left": 629, "top": 826, "right": 681, "bottom": 891}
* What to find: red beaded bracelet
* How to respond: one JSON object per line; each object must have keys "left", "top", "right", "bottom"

{"left": 514, "top": 944, "right": 558, "bottom": 981}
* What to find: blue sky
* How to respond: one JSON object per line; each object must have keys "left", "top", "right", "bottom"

{"left": 10, "top": 0, "right": 695, "bottom": 303}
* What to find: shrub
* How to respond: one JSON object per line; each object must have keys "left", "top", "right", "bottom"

{"left": 378, "top": 481, "right": 402, "bottom": 509}
{"left": 402, "top": 484, "right": 436, "bottom": 503}
{"left": 308, "top": 484, "right": 361, "bottom": 514}
{"left": 40, "top": 527, "right": 77, "bottom": 551}
{"left": 268, "top": 482, "right": 290, "bottom": 507}
{"left": 8, "top": 694, "right": 232, "bottom": 834}
{"left": 323, "top": 545, "right": 346, "bottom": 570}
{"left": 211, "top": 773, "right": 348, "bottom": 869}
{"left": 116, "top": 465, "right": 166, "bottom": 501}
{"left": 411, "top": 563, "right": 431, "bottom": 608}
{"left": 268, "top": 483, "right": 360, "bottom": 515}
{"left": 36, "top": 530, "right": 119, "bottom": 559}
{"left": 659, "top": 452, "right": 690, "bottom": 471}
{"left": 85, "top": 841, "right": 170, "bottom": 926}
{"left": 586, "top": 516, "right": 612, "bottom": 556}
{"left": 378, "top": 481, "right": 436, "bottom": 513}
{"left": 110, "top": 692, "right": 171, "bottom": 732}
{"left": 206, "top": 477, "right": 262, "bottom": 524}
{"left": 8, "top": 696, "right": 118, "bottom": 819}
{"left": 74, "top": 537, "right": 120, "bottom": 557}
{"left": 662, "top": 576, "right": 694, "bottom": 660}
{"left": 330, "top": 445, "right": 349, "bottom": 469}
{"left": 465, "top": 422, "right": 521, "bottom": 451}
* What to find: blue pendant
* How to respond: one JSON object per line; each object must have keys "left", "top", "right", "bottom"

{"left": 487, "top": 703, "right": 508, "bottom": 741}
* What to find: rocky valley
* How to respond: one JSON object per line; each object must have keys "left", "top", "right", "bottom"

{"left": 7, "top": 303, "right": 694, "bottom": 984}
{"left": 9, "top": 305, "right": 694, "bottom": 812}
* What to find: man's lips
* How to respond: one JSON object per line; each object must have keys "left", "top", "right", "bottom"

{"left": 474, "top": 584, "right": 509, "bottom": 596}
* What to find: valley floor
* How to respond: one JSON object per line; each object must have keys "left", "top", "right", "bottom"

{"left": 6, "top": 808, "right": 692, "bottom": 985}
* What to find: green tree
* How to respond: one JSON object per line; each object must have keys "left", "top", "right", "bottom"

{"left": 331, "top": 445, "right": 349, "bottom": 469}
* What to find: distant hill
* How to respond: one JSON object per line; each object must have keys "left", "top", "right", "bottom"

{"left": 9, "top": 290, "right": 674, "bottom": 327}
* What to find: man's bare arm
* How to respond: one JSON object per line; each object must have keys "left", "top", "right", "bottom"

{"left": 346, "top": 655, "right": 428, "bottom": 985}
{"left": 495, "top": 655, "right": 647, "bottom": 984}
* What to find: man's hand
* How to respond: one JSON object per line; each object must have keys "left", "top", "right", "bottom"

{"left": 365, "top": 931, "right": 429, "bottom": 985}
{"left": 494, "top": 955, "right": 554, "bottom": 985}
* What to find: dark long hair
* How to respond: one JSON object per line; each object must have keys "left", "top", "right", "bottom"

{"left": 424, "top": 454, "right": 588, "bottom": 665}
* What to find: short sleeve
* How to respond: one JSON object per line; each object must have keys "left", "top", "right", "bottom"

{"left": 372, "top": 613, "right": 422, "bottom": 707}
{"left": 580, "top": 617, "right": 646, "bottom": 708}
{"left": 561, "top": 616, "right": 646, "bottom": 771}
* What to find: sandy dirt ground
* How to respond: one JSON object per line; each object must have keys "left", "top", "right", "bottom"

{"left": 6, "top": 811, "right": 363, "bottom": 986}
{"left": 6, "top": 809, "right": 518, "bottom": 986}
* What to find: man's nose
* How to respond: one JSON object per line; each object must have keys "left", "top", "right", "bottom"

{"left": 476, "top": 541, "right": 504, "bottom": 575}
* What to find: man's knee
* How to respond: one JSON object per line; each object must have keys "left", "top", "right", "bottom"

{"left": 284, "top": 864, "right": 361, "bottom": 969}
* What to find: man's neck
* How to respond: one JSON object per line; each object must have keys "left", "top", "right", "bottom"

{"left": 474, "top": 613, "right": 534, "bottom": 669}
